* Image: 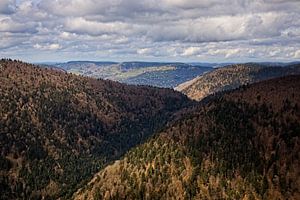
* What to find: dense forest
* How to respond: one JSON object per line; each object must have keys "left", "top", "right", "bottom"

{"left": 0, "top": 59, "right": 192, "bottom": 199}
{"left": 75, "top": 75, "right": 300, "bottom": 200}
{"left": 1, "top": 59, "right": 299, "bottom": 200}
{"left": 176, "top": 63, "right": 300, "bottom": 101}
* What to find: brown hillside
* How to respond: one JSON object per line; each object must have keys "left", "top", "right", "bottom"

{"left": 176, "top": 63, "right": 300, "bottom": 101}
{"left": 76, "top": 75, "right": 300, "bottom": 200}
{"left": 0, "top": 59, "right": 191, "bottom": 199}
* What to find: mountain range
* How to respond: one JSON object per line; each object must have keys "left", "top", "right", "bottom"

{"left": 49, "top": 61, "right": 213, "bottom": 88}
{"left": 0, "top": 59, "right": 299, "bottom": 200}
{"left": 45, "top": 61, "right": 299, "bottom": 90}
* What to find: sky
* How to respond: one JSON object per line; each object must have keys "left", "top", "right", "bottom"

{"left": 0, "top": 0, "right": 300, "bottom": 63}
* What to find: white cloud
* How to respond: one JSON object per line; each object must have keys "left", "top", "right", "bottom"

{"left": 34, "top": 43, "right": 61, "bottom": 50}
{"left": 0, "top": 17, "right": 37, "bottom": 33}
{"left": 182, "top": 47, "right": 201, "bottom": 56}
{"left": 64, "top": 17, "right": 132, "bottom": 36}
{"left": 294, "top": 50, "right": 300, "bottom": 59}
{"left": 137, "top": 48, "right": 151, "bottom": 55}
{"left": 163, "top": 0, "right": 220, "bottom": 9}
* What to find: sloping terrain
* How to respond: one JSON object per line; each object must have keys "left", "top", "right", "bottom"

{"left": 176, "top": 63, "right": 300, "bottom": 101}
{"left": 0, "top": 59, "right": 191, "bottom": 199}
{"left": 75, "top": 75, "right": 300, "bottom": 200}
{"left": 54, "top": 61, "right": 212, "bottom": 88}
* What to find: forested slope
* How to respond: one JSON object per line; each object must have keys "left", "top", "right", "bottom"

{"left": 76, "top": 75, "right": 300, "bottom": 200}
{"left": 176, "top": 63, "right": 300, "bottom": 101}
{"left": 0, "top": 59, "right": 191, "bottom": 199}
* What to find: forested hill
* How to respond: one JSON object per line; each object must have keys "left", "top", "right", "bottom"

{"left": 54, "top": 61, "right": 212, "bottom": 88}
{"left": 0, "top": 59, "right": 191, "bottom": 199}
{"left": 75, "top": 75, "right": 300, "bottom": 200}
{"left": 176, "top": 63, "right": 300, "bottom": 101}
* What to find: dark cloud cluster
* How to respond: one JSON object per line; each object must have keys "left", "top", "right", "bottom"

{"left": 1, "top": 0, "right": 300, "bottom": 62}
{"left": 0, "top": 0, "right": 16, "bottom": 15}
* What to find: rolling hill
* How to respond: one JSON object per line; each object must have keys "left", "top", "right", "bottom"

{"left": 176, "top": 63, "right": 300, "bottom": 101}
{"left": 53, "top": 61, "right": 213, "bottom": 88}
{"left": 0, "top": 59, "right": 192, "bottom": 199}
{"left": 75, "top": 75, "right": 300, "bottom": 200}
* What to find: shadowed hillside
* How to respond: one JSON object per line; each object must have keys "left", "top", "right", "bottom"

{"left": 0, "top": 59, "right": 191, "bottom": 199}
{"left": 75, "top": 75, "right": 300, "bottom": 200}
{"left": 176, "top": 63, "right": 300, "bottom": 101}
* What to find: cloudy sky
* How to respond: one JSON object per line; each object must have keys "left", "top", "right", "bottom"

{"left": 1, "top": 0, "right": 300, "bottom": 62}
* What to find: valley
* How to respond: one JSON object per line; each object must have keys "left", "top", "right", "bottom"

{"left": 2, "top": 1, "right": 300, "bottom": 199}
{"left": 75, "top": 75, "right": 300, "bottom": 200}
{"left": 0, "top": 59, "right": 191, "bottom": 199}
{"left": 0, "top": 59, "right": 299, "bottom": 200}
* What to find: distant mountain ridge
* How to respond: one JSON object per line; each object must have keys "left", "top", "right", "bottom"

{"left": 52, "top": 61, "right": 213, "bottom": 88}
{"left": 176, "top": 63, "right": 300, "bottom": 101}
